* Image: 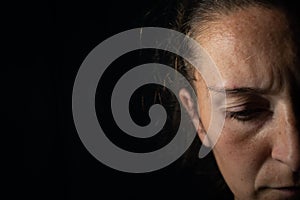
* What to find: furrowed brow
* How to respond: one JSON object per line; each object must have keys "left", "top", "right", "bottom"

{"left": 208, "top": 87, "right": 269, "bottom": 96}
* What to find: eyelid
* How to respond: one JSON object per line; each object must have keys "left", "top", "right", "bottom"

{"left": 226, "top": 104, "right": 267, "bottom": 111}
{"left": 225, "top": 106, "right": 273, "bottom": 123}
{"left": 225, "top": 105, "right": 247, "bottom": 112}
{"left": 225, "top": 95, "right": 271, "bottom": 109}
{"left": 223, "top": 103, "right": 264, "bottom": 112}
{"left": 224, "top": 103, "right": 271, "bottom": 114}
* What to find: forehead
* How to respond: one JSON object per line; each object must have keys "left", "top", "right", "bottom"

{"left": 197, "top": 6, "right": 295, "bottom": 90}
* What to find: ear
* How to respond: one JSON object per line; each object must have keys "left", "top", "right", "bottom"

{"left": 179, "top": 88, "right": 210, "bottom": 147}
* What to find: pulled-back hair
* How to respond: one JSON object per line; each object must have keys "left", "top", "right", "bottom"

{"left": 142, "top": 0, "right": 299, "bottom": 199}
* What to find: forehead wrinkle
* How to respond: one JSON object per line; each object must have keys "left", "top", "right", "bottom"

{"left": 194, "top": 6, "right": 295, "bottom": 95}
{"left": 208, "top": 86, "right": 272, "bottom": 95}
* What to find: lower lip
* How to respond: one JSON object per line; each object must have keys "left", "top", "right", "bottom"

{"left": 272, "top": 187, "right": 300, "bottom": 197}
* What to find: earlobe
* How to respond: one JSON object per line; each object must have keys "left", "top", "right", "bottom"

{"left": 179, "top": 88, "right": 210, "bottom": 147}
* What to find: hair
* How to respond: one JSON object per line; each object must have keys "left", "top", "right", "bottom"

{"left": 142, "top": 0, "right": 299, "bottom": 199}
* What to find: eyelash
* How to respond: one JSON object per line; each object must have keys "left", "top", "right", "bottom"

{"left": 226, "top": 108, "right": 271, "bottom": 122}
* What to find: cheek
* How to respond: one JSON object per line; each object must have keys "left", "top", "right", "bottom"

{"left": 198, "top": 98, "right": 211, "bottom": 129}
{"left": 212, "top": 126, "right": 270, "bottom": 197}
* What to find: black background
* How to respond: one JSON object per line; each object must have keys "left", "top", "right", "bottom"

{"left": 21, "top": 1, "right": 231, "bottom": 199}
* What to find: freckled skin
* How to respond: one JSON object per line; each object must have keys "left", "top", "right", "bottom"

{"left": 193, "top": 6, "right": 300, "bottom": 200}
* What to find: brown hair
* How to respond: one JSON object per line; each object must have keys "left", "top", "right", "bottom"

{"left": 142, "top": 0, "right": 299, "bottom": 198}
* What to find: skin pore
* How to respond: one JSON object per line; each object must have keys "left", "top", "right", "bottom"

{"left": 180, "top": 5, "right": 300, "bottom": 200}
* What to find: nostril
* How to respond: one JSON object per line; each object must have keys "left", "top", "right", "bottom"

{"left": 271, "top": 129, "right": 300, "bottom": 171}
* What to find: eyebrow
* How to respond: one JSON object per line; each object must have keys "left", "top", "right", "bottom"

{"left": 208, "top": 87, "right": 269, "bottom": 95}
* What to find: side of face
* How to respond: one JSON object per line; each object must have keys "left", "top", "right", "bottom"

{"left": 181, "top": 6, "right": 300, "bottom": 200}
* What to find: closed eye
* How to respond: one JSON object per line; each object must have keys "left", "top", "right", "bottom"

{"left": 226, "top": 108, "right": 273, "bottom": 122}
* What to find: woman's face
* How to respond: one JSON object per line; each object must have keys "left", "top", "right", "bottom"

{"left": 193, "top": 6, "right": 300, "bottom": 200}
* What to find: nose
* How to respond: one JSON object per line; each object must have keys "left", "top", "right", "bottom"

{"left": 271, "top": 102, "right": 300, "bottom": 172}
